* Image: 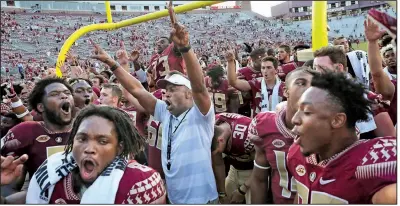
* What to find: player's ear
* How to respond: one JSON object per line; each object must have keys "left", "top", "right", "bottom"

{"left": 113, "top": 96, "right": 119, "bottom": 104}
{"left": 37, "top": 103, "right": 45, "bottom": 113}
{"left": 185, "top": 89, "right": 192, "bottom": 99}
{"left": 334, "top": 63, "right": 345, "bottom": 73}
{"left": 331, "top": 112, "right": 347, "bottom": 129}
{"left": 283, "top": 85, "right": 289, "bottom": 98}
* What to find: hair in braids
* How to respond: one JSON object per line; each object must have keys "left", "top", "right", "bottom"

{"left": 310, "top": 72, "right": 372, "bottom": 128}
{"left": 64, "top": 105, "right": 146, "bottom": 159}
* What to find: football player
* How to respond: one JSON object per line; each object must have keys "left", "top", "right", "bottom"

{"left": 1, "top": 78, "right": 75, "bottom": 203}
{"left": 229, "top": 48, "right": 265, "bottom": 118}
{"left": 147, "top": 36, "right": 187, "bottom": 88}
{"left": 211, "top": 112, "right": 253, "bottom": 204}
{"left": 313, "top": 46, "right": 395, "bottom": 138}
{"left": 205, "top": 65, "right": 239, "bottom": 114}
{"left": 277, "top": 45, "right": 299, "bottom": 81}
{"left": 249, "top": 67, "right": 318, "bottom": 204}
{"left": 227, "top": 53, "right": 285, "bottom": 117}
{"left": 288, "top": 71, "right": 396, "bottom": 204}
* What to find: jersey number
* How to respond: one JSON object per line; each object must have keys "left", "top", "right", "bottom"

{"left": 148, "top": 118, "right": 162, "bottom": 150}
{"left": 210, "top": 92, "right": 227, "bottom": 113}
{"left": 232, "top": 124, "right": 247, "bottom": 139}
{"left": 274, "top": 150, "right": 296, "bottom": 198}
{"left": 158, "top": 55, "right": 170, "bottom": 78}
{"left": 295, "top": 181, "right": 348, "bottom": 204}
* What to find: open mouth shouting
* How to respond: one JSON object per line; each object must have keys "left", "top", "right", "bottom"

{"left": 80, "top": 158, "right": 98, "bottom": 182}
{"left": 84, "top": 99, "right": 91, "bottom": 105}
{"left": 292, "top": 129, "right": 301, "bottom": 145}
{"left": 60, "top": 101, "right": 71, "bottom": 115}
{"left": 165, "top": 99, "right": 172, "bottom": 109}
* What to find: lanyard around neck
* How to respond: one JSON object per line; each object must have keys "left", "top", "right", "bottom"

{"left": 167, "top": 108, "right": 192, "bottom": 170}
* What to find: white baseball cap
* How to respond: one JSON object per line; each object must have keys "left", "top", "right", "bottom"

{"left": 156, "top": 74, "right": 192, "bottom": 90}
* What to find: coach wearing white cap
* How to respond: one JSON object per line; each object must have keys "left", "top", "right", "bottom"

{"left": 90, "top": 20, "right": 218, "bottom": 204}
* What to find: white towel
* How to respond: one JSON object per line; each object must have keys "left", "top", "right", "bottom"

{"left": 347, "top": 50, "right": 371, "bottom": 89}
{"left": 261, "top": 77, "right": 281, "bottom": 112}
{"left": 26, "top": 152, "right": 127, "bottom": 204}
{"left": 355, "top": 92, "right": 377, "bottom": 134}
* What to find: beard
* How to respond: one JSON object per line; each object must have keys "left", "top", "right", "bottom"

{"left": 43, "top": 103, "right": 72, "bottom": 126}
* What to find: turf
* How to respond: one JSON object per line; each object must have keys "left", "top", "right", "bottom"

{"left": 353, "top": 41, "right": 368, "bottom": 52}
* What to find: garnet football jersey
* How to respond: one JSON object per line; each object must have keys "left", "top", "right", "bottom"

{"left": 49, "top": 160, "right": 166, "bottom": 204}
{"left": 237, "top": 66, "right": 262, "bottom": 82}
{"left": 237, "top": 66, "right": 262, "bottom": 114}
{"left": 287, "top": 137, "right": 397, "bottom": 204}
{"left": 247, "top": 79, "right": 285, "bottom": 117}
{"left": 148, "top": 43, "right": 186, "bottom": 85}
{"left": 144, "top": 89, "right": 164, "bottom": 179}
{"left": 215, "top": 113, "right": 254, "bottom": 170}
{"left": 206, "top": 77, "right": 235, "bottom": 114}
{"left": 278, "top": 62, "right": 297, "bottom": 82}
{"left": 369, "top": 79, "right": 397, "bottom": 125}
{"left": 123, "top": 106, "right": 138, "bottom": 128}
{"left": 249, "top": 109, "right": 297, "bottom": 204}
{"left": 1, "top": 121, "right": 70, "bottom": 178}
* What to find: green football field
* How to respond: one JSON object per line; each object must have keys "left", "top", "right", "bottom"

{"left": 353, "top": 41, "right": 368, "bottom": 52}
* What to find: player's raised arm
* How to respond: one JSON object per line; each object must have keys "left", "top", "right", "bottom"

{"left": 364, "top": 18, "right": 395, "bottom": 101}
{"left": 168, "top": 3, "right": 211, "bottom": 115}
{"left": 225, "top": 50, "right": 251, "bottom": 92}
{"left": 90, "top": 39, "right": 157, "bottom": 115}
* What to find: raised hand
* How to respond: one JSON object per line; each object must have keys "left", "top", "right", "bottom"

{"left": 364, "top": 18, "right": 385, "bottom": 42}
{"left": 116, "top": 41, "right": 129, "bottom": 65}
{"left": 130, "top": 50, "right": 140, "bottom": 62}
{"left": 66, "top": 50, "right": 78, "bottom": 65}
{"left": 1, "top": 154, "right": 28, "bottom": 186}
{"left": 169, "top": 1, "right": 189, "bottom": 48}
{"left": 224, "top": 49, "right": 236, "bottom": 62}
{"left": 89, "top": 39, "right": 113, "bottom": 65}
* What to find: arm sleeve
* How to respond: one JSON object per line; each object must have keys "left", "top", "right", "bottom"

{"left": 193, "top": 103, "right": 215, "bottom": 144}
{"left": 193, "top": 101, "right": 215, "bottom": 121}
{"left": 356, "top": 138, "right": 397, "bottom": 202}
{"left": 1, "top": 123, "right": 32, "bottom": 157}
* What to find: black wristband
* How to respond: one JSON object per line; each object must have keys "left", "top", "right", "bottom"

{"left": 238, "top": 186, "right": 246, "bottom": 195}
{"left": 178, "top": 45, "right": 191, "bottom": 53}
{"left": 7, "top": 93, "right": 17, "bottom": 99}
{"left": 110, "top": 62, "right": 120, "bottom": 72}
